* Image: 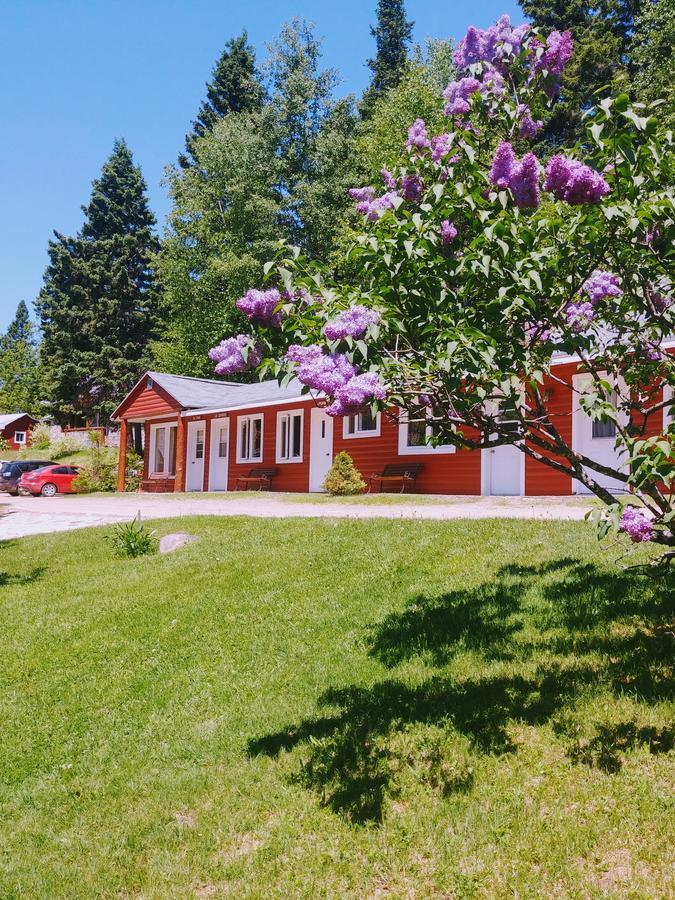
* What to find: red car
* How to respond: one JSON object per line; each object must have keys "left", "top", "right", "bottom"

{"left": 18, "top": 464, "right": 82, "bottom": 497}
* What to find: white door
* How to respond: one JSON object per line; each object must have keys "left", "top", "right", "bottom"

{"left": 208, "top": 418, "right": 229, "bottom": 491}
{"left": 309, "top": 408, "right": 334, "bottom": 492}
{"left": 573, "top": 375, "right": 626, "bottom": 494}
{"left": 186, "top": 420, "right": 206, "bottom": 492}
{"left": 486, "top": 444, "right": 522, "bottom": 495}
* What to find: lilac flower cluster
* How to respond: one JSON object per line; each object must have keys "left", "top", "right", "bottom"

{"left": 535, "top": 30, "right": 573, "bottom": 77}
{"left": 349, "top": 186, "right": 398, "bottom": 220}
{"left": 401, "top": 174, "right": 423, "bottom": 202}
{"left": 565, "top": 301, "right": 595, "bottom": 330}
{"left": 406, "top": 118, "right": 431, "bottom": 151}
{"left": 619, "top": 506, "right": 654, "bottom": 543}
{"left": 443, "top": 77, "right": 483, "bottom": 116}
{"left": 323, "top": 305, "right": 380, "bottom": 341}
{"left": 209, "top": 335, "right": 261, "bottom": 375}
{"left": 489, "top": 141, "right": 540, "bottom": 208}
{"left": 380, "top": 167, "right": 397, "bottom": 190}
{"left": 236, "top": 288, "right": 282, "bottom": 326}
{"left": 286, "top": 344, "right": 386, "bottom": 417}
{"left": 524, "top": 321, "right": 552, "bottom": 343}
{"left": 453, "top": 15, "right": 530, "bottom": 71}
{"left": 544, "top": 155, "right": 610, "bottom": 205}
{"left": 582, "top": 270, "right": 623, "bottom": 304}
{"left": 431, "top": 133, "right": 452, "bottom": 163}
{"left": 517, "top": 103, "right": 543, "bottom": 140}
{"left": 440, "top": 220, "right": 458, "bottom": 245}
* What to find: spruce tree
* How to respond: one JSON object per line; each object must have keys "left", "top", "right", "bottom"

{"left": 631, "top": 0, "right": 674, "bottom": 128}
{"left": 180, "top": 32, "right": 264, "bottom": 168}
{"left": 0, "top": 301, "right": 42, "bottom": 415}
{"left": 37, "top": 140, "right": 159, "bottom": 425}
{"left": 362, "top": 0, "right": 414, "bottom": 113}
{"left": 519, "top": 0, "right": 642, "bottom": 146}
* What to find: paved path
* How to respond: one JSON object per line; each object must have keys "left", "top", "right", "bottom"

{"left": 0, "top": 492, "right": 595, "bottom": 540}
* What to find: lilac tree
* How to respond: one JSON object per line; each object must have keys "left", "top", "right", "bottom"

{"left": 209, "top": 16, "right": 675, "bottom": 563}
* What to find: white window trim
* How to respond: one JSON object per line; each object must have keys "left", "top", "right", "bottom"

{"left": 342, "top": 411, "right": 381, "bottom": 439}
{"left": 397, "top": 411, "right": 456, "bottom": 456}
{"left": 236, "top": 414, "right": 264, "bottom": 464}
{"left": 13, "top": 431, "right": 26, "bottom": 445}
{"left": 276, "top": 409, "right": 304, "bottom": 464}
{"left": 149, "top": 422, "right": 177, "bottom": 476}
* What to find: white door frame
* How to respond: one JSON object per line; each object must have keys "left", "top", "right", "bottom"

{"left": 309, "top": 408, "right": 334, "bottom": 492}
{"left": 571, "top": 373, "right": 628, "bottom": 494}
{"left": 208, "top": 417, "right": 229, "bottom": 491}
{"left": 480, "top": 398, "right": 525, "bottom": 496}
{"left": 185, "top": 420, "right": 206, "bottom": 492}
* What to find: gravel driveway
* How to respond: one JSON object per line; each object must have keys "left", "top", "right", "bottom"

{"left": 0, "top": 491, "right": 595, "bottom": 540}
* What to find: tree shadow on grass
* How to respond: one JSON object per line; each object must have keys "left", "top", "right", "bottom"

{"left": 248, "top": 557, "right": 674, "bottom": 824}
{"left": 0, "top": 566, "right": 45, "bottom": 588}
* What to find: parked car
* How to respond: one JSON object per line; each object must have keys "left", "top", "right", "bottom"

{"left": 0, "top": 460, "right": 57, "bottom": 495}
{"left": 18, "top": 464, "right": 82, "bottom": 497}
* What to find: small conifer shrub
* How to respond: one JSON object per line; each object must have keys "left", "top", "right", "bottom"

{"left": 322, "top": 451, "right": 366, "bottom": 496}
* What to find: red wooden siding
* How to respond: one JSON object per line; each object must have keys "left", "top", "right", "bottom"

{"left": 333, "top": 410, "right": 482, "bottom": 495}
{"left": 525, "top": 364, "right": 575, "bottom": 496}
{"left": 1, "top": 415, "right": 36, "bottom": 451}
{"left": 117, "top": 379, "right": 179, "bottom": 420}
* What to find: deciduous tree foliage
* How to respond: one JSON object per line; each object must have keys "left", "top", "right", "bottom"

{"left": 37, "top": 140, "right": 159, "bottom": 424}
{"left": 215, "top": 16, "right": 675, "bottom": 564}
{"left": 631, "top": 0, "right": 675, "bottom": 129}
{"left": 179, "top": 32, "right": 264, "bottom": 168}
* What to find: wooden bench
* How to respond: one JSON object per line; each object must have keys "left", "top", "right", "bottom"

{"left": 368, "top": 463, "right": 424, "bottom": 494}
{"left": 234, "top": 467, "right": 278, "bottom": 491}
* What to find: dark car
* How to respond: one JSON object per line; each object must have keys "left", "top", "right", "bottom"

{"left": 0, "top": 460, "right": 57, "bottom": 495}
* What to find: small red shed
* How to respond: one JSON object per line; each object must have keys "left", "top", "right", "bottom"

{"left": 0, "top": 413, "right": 38, "bottom": 451}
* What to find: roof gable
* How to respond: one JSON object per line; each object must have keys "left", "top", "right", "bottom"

{"left": 0, "top": 413, "right": 37, "bottom": 429}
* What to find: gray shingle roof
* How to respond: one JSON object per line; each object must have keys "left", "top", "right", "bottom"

{"left": 0, "top": 412, "right": 36, "bottom": 429}
{"left": 147, "top": 371, "right": 304, "bottom": 411}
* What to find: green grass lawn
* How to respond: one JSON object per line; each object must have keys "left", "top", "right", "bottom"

{"left": 0, "top": 518, "right": 672, "bottom": 897}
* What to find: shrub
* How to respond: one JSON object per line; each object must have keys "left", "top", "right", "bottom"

{"left": 124, "top": 450, "right": 143, "bottom": 492}
{"left": 0, "top": 436, "right": 10, "bottom": 453}
{"left": 29, "top": 423, "right": 51, "bottom": 449}
{"left": 50, "top": 435, "right": 82, "bottom": 459}
{"left": 73, "top": 442, "right": 117, "bottom": 493}
{"left": 108, "top": 516, "right": 158, "bottom": 558}
{"left": 323, "top": 451, "right": 366, "bottom": 495}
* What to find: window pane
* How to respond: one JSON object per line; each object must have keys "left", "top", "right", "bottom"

{"left": 240, "top": 419, "right": 249, "bottom": 459}
{"left": 292, "top": 414, "right": 302, "bottom": 458}
{"left": 252, "top": 418, "right": 262, "bottom": 459}
{"left": 592, "top": 419, "right": 616, "bottom": 439}
{"left": 218, "top": 427, "right": 227, "bottom": 458}
{"left": 168, "top": 428, "right": 176, "bottom": 474}
{"left": 407, "top": 418, "right": 427, "bottom": 447}
{"left": 195, "top": 428, "right": 204, "bottom": 460}
{"left": 347, "top": 415, "right": 356, "bottom": 435}
{"left": 280, "top": 416, "right": 288, "bottom": 459}
{"left": 154, "top": 428, "right": 165, "bottom": 472}
{"left": 359, "top": 410, "right": 377, "bottom": 432}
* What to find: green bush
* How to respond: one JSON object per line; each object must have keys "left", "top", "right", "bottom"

{"left": 29, "top": 423, "right": 51, "bottom": 450}
{"left": 108, "top": 517, "right": 158, "bottom": 558}
{"left": 124, "top": 450, "right": 143, "bottom": 492}
{"left": 0, "top": 436, "right": 10, "bottom": 453}
{"left": 323, "top": 451, "right": 366, "bottom": 496}
{"left": 73, "top": 440, "right": 117, "bottom": 493}
{"left": 50, "top": 435, "right": 82, "bottom": 459}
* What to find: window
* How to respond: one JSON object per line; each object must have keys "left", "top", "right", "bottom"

{"left": 398, "top": 407, "right": 456, "bottom": 455}
{"left": 195, "top": 427, "right": 204, "bottom": 460}
{"left": 277, "top": 410, "right": 303, "bottom": 462}
{"left": 14, "top": 431, "right": 26, "bottom": 444}
{"left": 592, "top": 390, "right": 617, "bottom": 439}
{"left": 343, "top": 410, "right": 380, "bottom": 439}
{"left": 237, "top": 415, "right": 263, "bottom": 462}
{"left": 217, "top": 426, "right": 228, "bottom": 459}
{"left": 151, "top": 424, "right": 177, "bottom": 475}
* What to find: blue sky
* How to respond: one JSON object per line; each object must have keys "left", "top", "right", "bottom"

{"left": 0, "top": 0, "right": 522, "bottom": 331}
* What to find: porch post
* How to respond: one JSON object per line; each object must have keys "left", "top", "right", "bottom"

{"left": 116, "top": 418, "right": 128, "bottom": 492}
{"left": 174, "top": 414, "right": 187, "bottom": 492}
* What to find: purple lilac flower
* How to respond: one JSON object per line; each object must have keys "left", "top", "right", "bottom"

{"left": 443, "top": 77, "right": 483, "bottom": 116}
{"left": 209, "top": 335, "right": 261, "bottom": 376}
{"left": 453, "top": 25, "right": 485, "bottom": 68}
{"left": 565, "top": 301, "right": 595, "bottom": 330}
{"left": 431, "top": 133, "right": 452, "bottom": 163}
{"left": 489, "top": 141, "right": 517, "bottom": 189}
{"left": 323, "top": 305, "right": 380, "bottom": 341}
{"left": 509, "top": 153, "right": 540, "bottom": 208}
{"left": 453, "top": 16, "right": 530, "bottom": 70}
{"left": 236, "top": 288, "right": 282, "bottom": 326}
{"left": 544, "top": 155, "right": 610, "bottom": 205}
{"left": 440, "top": 220, "right": 458, "bottom": 245}
{"left": 517, "top": 103, "right": 543, "bottom": 140}
{"left": 381, "top": 167, "right": 397, "bottom": 190}
{"left": 482, "top": 64, "right": 506, "bottom": 96}
{"left": 524, "top": 321, "right": 552, "bottom": 343}
{"left": 351, "top": 188, "right": 398, "bottom": 220}
{"left": 406, "top": 118, "right": 431, "bottom": 151}
{"left": 538, "top": 30, "right": 573, "bottom": 76}
{"left": 286, "top": 345, "right": 358, "bottom": 395}
{"left": 582, "top": 270, "right": 623, "bottom": 304}
{"left": 651, "top": 291, "right": 672, "bottom": 313}
{"left": 326, "top": 372, "right": 387, "bottom": 417}
{"left": 619, "top": 506, "right": 654, "bottom": 543}
{"left": 401, "top": 174, "right": 423, "bottom": 202}
{"left": 349, "top": 186, "right": 375, "bottom": 203}
{"left": 418, "top": 394, "right": 432, "bottom": 408}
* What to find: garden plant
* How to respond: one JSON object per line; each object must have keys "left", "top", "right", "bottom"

{"left": 209, "top": 15, "right": 675, "bottom": 564}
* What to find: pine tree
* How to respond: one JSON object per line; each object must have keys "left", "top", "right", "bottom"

{"left": 519, "top": 0, "right": 642, "bottom": 146}
{"left": 0, "top": 301, "right": 42, "bottom": 415}
{"left": 362, "top": 0, "right": 414, "bottom": 113}
{"left": 180, "top": 32, "right": 264, "bottom": 168}
{"left": 37, "top": 140, "right": 159, "bottom": 424}
{"left": 632, "top": 0, "right": 674, "bottom": 128}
